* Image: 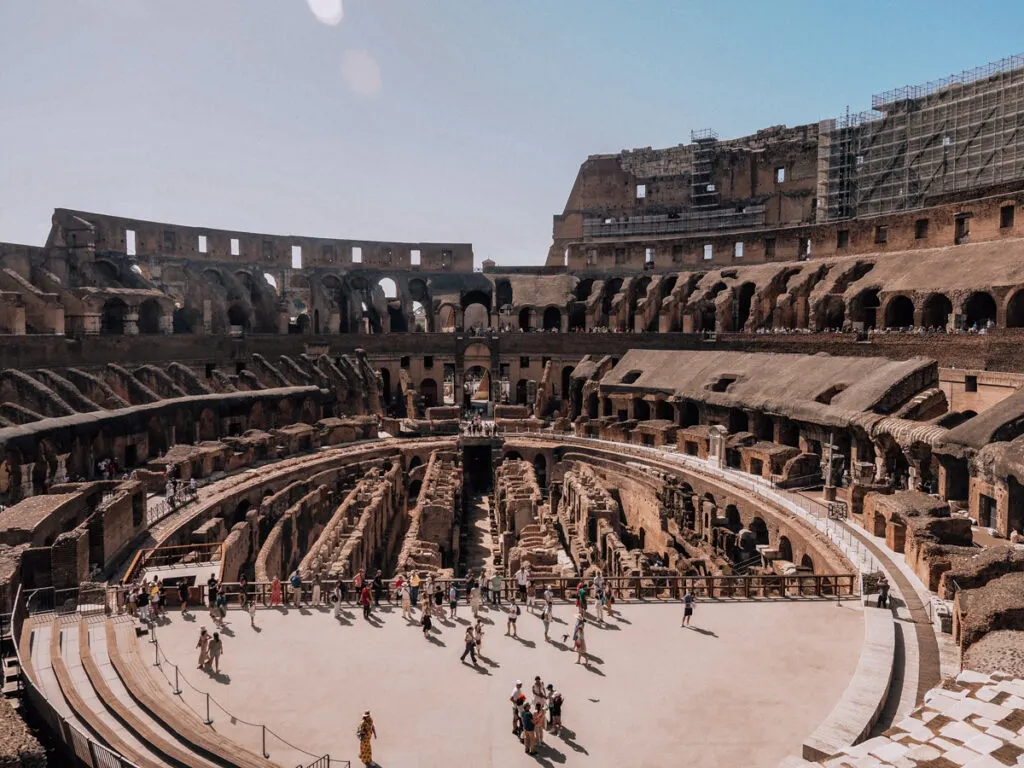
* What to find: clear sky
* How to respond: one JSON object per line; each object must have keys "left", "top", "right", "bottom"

{"left": 1, "top": 1, "right": 1022, "bottom": 265}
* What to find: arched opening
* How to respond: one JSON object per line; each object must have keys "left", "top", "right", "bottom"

{"left": 884, "top": 295, "right": 914, "bottom": 329}
{"left": 633, "top": 399, "right": 651, "bottom": 420}
{"left": 699, "top": 305, "right": 716, "bottom": 332}
{"left": 408, "top": 479, "right": 422, "bottom": 506}
{"left": 231, "top": 500, "right": 251, "bottom": 527}
{"left": 602, "top": 278, "right": 623, "bottom": 325}
{"left": 725, "top": 504, "right": 741, "bottom": 531}
{"left": 964, "top": 291, "right": 997, "bottom": 329}
{"left": 464, "top": 366, "right": 490, "bottom": 411}
{"left": 379, "top": 368, "right": 392, "bottom": 405}
{"left": 575, "top": 279, "right": 595, "bottom": 301}
{"left": 518, "top": 307, "right": 532, "bottom": 332}
{"left": 409, "top": 456, "right": 423, "bottom": 470}
{"left": 495, "top": 279, "right": 513, "bottom": 310}
{"left": 438, "top": 304, "right": 457, "bottom": 332}
{"left": 533, "top": 454, "right": 547, "bottom": 489}
{"left": 586, "top": 392, "right": 598, "bottom": 418}
{"left": 173, "top": 306, "right": 198, "bottom": 334}
{"left": 749, "top": 517, "right": 769, "bottom": 546}
{"left": 800, "top": 554, "right": 814, "bottom": 572}
{"left": 542, "top": 307, "right": 561, "bottom": 331}
{"left": 388, "top": 305, "right": 408, "bottom": 332}
{"left": 138, "top": 299, "right": 161, "bottom": 334}
{"left": 100, "top": 298, "right": 128, "bottom": 335}
{"left": 778, "top": 536, "right": 793, "bottom": 563}
{"left": 735, "top": 282, "right": 756, "bottom": 331}
{"left": 290, "top": 313, "right": 310, "bottom": 334}
{"left": 227, "top": 303, "right": 250, "bottom": 330}
{"left": 568, "top": 304, "right": 586, "bottom": 331}
{"left": 853, "top": 288, "right": 880, "bottom": 329}
{"left": 411, "top": 301, "right": 427, "bottom": 332}
{"left": 818, "top": 295, "right": 845, "bottom": 331}
{"left": 419, "top": 378, "right": 438, "bottom": 409}
{"left": 654, "top": 400, "right": 673, "bottom": 421}
{"left": 463, "top": 303, "right": 489, "bottom": 330}
{"left": 378, "top": 277, "right": 397, "bottom": 299}
{"left": 921, "top": 293, "right": 952, "bottom": 329}
{"left": 515, "top": 379, "right": 530, "bottom": 405}
{"left": 678, "top": 401, "right": 699, "bottom": 427}
{"left": 505, "top": 450, "right": 523, "bottom": 462}
{"left": 561, "top": 366, "right": 574, "bottom": 400}
{"left": 1006, "top": 290, "right": 1024, "bottom": 328}
{"left": 312, "top": 309, "right": 320, "bottom": 334}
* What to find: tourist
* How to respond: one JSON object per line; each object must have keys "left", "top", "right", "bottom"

{"left": 543, "top": 585, "right": 553, "bottom": 615}
{"left": 877, "top": 575, "right": 890, "bottom": 609}
{"left": 515, "top": 566, "right": 529, "bottom": 602}
{"left": 136, "top": 586, "right": 150, "bottom": 623}
{"left": 421, "top": 589, "right": 432, "bottom": 618}
{"left": 605, "top": 587, "right": 615, "bottom": 616}
{"left": 474, "top": 619, "right": 484, "bottom": 653}
{"left": 400, "top": 582, "right": 412, "bottom": 620}
{"left": 353, "top": 568, "right": 365, "bottom": 597}
{"left": 371, "top": 570, "right": 384, "bottom": 606}
{"left": 506, "top": 598, "right": 521, "bottom": 637}
{"left": 208, "top": 632, "right": 223, "bottom": 674}
{"left": 289, "top": 569, "right": 303, "bottom": 607}
{"left": 433, "top": 585, "right": 445, "bottom": 618}
{"left": 360, "top": 583, "right": 372, "bottom": 620}
{"left": 510, "top": 681, "right": 526, "bottom": 736}
{"left": 549, "top": 690, "right": 564, "bottom": 735}
{"left": 533, "top": 702, "right": 547, "bottom": 745}
{"left": 207, "top": 574, "right": 219, "bottom": 610}
{"left": 357, "top": 711, "right": 377, "bottom": 768}
{"left": 460, "top": 625, "right": 478, "bottom": 665}
{"left": 464, "top": 569, "right": 476, "bottom": 602}
{"left": 545, "top": 684, "right": 555, "bottom": 729}
{"left": 491, "top": 571, "right": 504, "bottom": 605}
{"left": 409, "top": 571, "right": 421, "bottom": 608}
{"left": 448, "top": 583, "right": 458, "bottom": 618}
{"left": 480, "top": 567, "right": 490, "bottom": 603}
{"left": 209, "top": 582, "right": 220, "bottom": 622}
{"left": 469, "top": 584, "right": 482, "bottom": 618}
{"left": 576, "top": 581, "right": 588, "bottom": 617}
{"left": 151, "top": 579, "right": 164, "bottom": 618}
{"left": 238, "top": 574, "right": 248, "bottom": 608}
{"left": 682, "top": 590, "right": 694, "bottom": 627}
{"left": 248, "top": 597, "right": 257, "bottom": 628}
{"left": 312, "top": 573, "right": 323, "bottom": 606}
{"left": 177, "top": 581, "right": 190, "bottom": 615}
{"left": 270, "top": 576, "right": 282, "bottom": 606}
{"left": 541, "top": 601, "right": 551, "bottom": 641}
{"left": 332, "top": 582, "right": 343, "bottom": 620}
{"left": 127, "top": 587, "right": 137, "bottom": 617}
{"left": 573, "top": 618, "right": 587, "bottom": 665}
{"left": 196, "top": 627, "right": 210, "bottom": 669}
{"left": 520, "top": 700, "right": 536, "bottom": 755}
{"left": 531, "top": 676, "right": 546, "bottom": 708}
{"left": 215, "top": 591, "right": 228, "bottom": 626}
{"left": 526, "top": 580, "right": 536, "bottom": 613}
{"left": 420, "top": 607, "right": 432, "bottom": 637}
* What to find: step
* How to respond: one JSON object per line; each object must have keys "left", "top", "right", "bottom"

{"left": 107, "top": 621, "right": 277, "bottom": 768}
{"left": 81, "top": 619, "right": 221, "bottom": 768}
{"left": 50, "top": 620, "right": 161, "bottom": 767}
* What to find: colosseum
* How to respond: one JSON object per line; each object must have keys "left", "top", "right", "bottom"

{"left": 2, "top": 51, "right": 1024, "bottom": 768}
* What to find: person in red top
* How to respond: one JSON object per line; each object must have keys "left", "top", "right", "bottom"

{"left": 360, "top": 585, "right": 372, "bottom": 620}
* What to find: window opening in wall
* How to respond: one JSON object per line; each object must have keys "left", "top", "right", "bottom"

{"left": 441, "top": 249, "right": 452, "bottom": 267}
{"left": 163, "top": 230, "right": 177, "bottom": 252}
{"left": 586, "top": 249, "right": 597, "bottom": 266}
{"left": 645, "top": 247, "right": 655, "bottom": 265}
{"left": 411, "top": 249, "right": 421, "bottom": 266}
{"left": 709, "top": 376, "right": 737, "bottom": 393}
{"left": 764, "top": 237, "right": 776, "bottom": 260}
{"left": 235, "top": 362, "right": 246, "bottom": 376}
{"left": 500, "top": 363, "right": 510, "bottom": 379}
{"left": 198, "top": 235, "right": 208, "bottom": 253}
{"left": 125, "top": 229, "right": 136, "bottom": 256}
{"left": 205, "top": 363, "right": 215, "bottom": 379}
{"left": 875, "top": 225, "right": 888, "bottom": 244}
{"left": 707, "top": 183, "right": 716, "bottom": 192}
{"left": 703, "top": 244, "right": 712, "bottom": 261}
{"left": 614, "top": 249, "right": 627, "bottom": 265}
{"left": 800, "top": 238, "right": 811, "bottom": 259}
{"left": 291, "top": 245, "right": 302, "bottom": 269}
{"left": 965, "top": 375, "right": 978, "bottom": 393}
{"left": 775, "top": 167, "right": 785, "bottom": 184}
{"left": 636, "top": 184, "right": 646, "bottom": 199}
{"left": 322, "top": 245, "right": 337, "bottom": 263}
{"left": 262, "top": 240, "right": 273, "bottom": 260}
{"left": 734, "top": 242, "right": 743, "bottom": 259}
{"left": 955, "top": 214, "right": 971, "bottom": 245}
{"left": 230, "top": 238, "right": 240, "bottom": 256}
{"left": 400, "top": 356, "right": 410, "bottom": 369}
{"left": 383, "top": 248, "right": 393, "bottom": 264}
{"left": 564, "top": 248, "right": 569, "bottom": 266}
{"left": 424, "top": 356, "right": 433, "bottom": 370}
{"left": 1001, "top": 204, "right": 1015, "bottom": 229}
{"left": 621, "top": 370, "right": 642, "bottom": 384}
{"left": 520, "top": 357, "right": 530, "bottom": 368}
{"left": 352, "top": 246, "right": 362, "bottom": 264}
{"left": 672, "top": 245, "right": 683, "bottom": 263}
{"left": 837, "top": 230, "right": 849, "bottom": 249}
{"left": 263, "top": 273, "right": 278, "bottom": 291}
{"left": 915, "top": 219, "right": 929, "bottom": 239}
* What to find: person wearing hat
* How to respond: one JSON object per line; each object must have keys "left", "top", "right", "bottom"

{"left": 357, "top": 711, "right": 376, "bottom": 767}
{"left": 510, "top": 680, "right": 525, "bottom": 737}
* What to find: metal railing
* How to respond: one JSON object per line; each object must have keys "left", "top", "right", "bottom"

{"left": 11, "top": 584, "right": 142, "bottom": 768}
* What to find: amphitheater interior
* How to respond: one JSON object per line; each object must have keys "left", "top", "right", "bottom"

{"left": 3, "top": 55, "right": 1024, "bottom": 768}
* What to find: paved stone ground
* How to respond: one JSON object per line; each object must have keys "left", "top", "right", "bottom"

{"left": 141, "top": 599, "right": 864, "bottom": 768}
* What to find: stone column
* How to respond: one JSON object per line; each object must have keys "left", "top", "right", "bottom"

{"left": 708, "top": 425, "right": 727, "bottom": 469}
{"left": 20, "top": 463, "right": 35, "bottom": 498}
{"left": 54, "top": 454, "right": 70, "bottom": 485}
{"left": 124, "top": 307, "right": 139, "bottom": 335}
{"left": 159, "top": 312, "right": 173, "bottom": 334}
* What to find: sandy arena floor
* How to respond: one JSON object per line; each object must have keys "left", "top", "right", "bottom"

{"left": 141, "top": 598, "right": 864, "bottom": 768}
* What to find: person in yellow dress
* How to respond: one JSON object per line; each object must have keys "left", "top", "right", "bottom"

{"left": 357, "top": 711, "right": 376, "bottom": 766}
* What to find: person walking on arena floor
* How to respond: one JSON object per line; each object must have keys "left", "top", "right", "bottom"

{"left": 506, "top": 598, "right": 521, "bottom": 637}
{"left": 573, "top": 618, "right": 588, "bottom": 665}
{"left": 510, "top": 680, "right": 526, "bottom": 737}
{"left": 682, "top": 590, "right": 694, "bottom": 627}
{"left": 208, "top": 632, "right": 223, "bottom": 674}
{"left": 448, "top": 583, "right": 459, "bottom": 618}
{"left": 360, "top": 584, "right": 372, "bottom": 620}
{"left": 196, "top": 627, "right": 210, "bottom": 668}
{"left": 421, "top": 607, "right": 432, "bottom": 638}
{"left": 178, "top": 581, "right": 190, "bottom": 615}
{"left": 357, "top": 711, "right": 377, "bottom": 767}
{"left": 460, "top": 625, "right": 478, "bottom": 665}
{"left": 400, "top": 582, "right": 412, "bottom": 620}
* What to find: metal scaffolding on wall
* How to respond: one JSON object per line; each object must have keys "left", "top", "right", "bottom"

{"left": 822, "top": 53, "right": 1024, "bottom": 220}
{"left": 690, "top": 128, "right": 720, "bottom": 209}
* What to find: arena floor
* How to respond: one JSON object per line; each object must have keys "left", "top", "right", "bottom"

{"left": 141, "top": 599, "right": 864, "bottom": 768}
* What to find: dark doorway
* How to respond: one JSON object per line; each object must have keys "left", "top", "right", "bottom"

{"left": 463, "top": 446, "right": 493, "bottom": 492}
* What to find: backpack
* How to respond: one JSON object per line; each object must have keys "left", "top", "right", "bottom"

{"left": 515, "top": 605, "right": 521, "bottom": 616}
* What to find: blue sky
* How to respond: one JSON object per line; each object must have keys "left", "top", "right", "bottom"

{"left": 1, "top": 1, "right": 1022, "bottom": 265}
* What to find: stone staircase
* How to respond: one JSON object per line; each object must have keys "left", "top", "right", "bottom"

{"left": 21, "top": 615, "right": 280, "bottom": 768}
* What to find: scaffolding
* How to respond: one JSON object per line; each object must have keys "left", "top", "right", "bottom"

{"left": 822, "top": 54, "right": 1024, "bottom": 220}
{"left": 690, "top": 128, "right": 719, "bottom": 209}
